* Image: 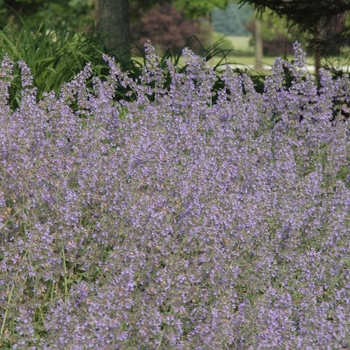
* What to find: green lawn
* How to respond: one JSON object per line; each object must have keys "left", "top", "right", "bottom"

{"left": 226, "top": 35, "right": 254, "bottom": 55}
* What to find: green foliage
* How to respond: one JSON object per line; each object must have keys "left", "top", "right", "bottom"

{"left": 257, "top": 9, "right": 311, "bottom": 52}
{"left": 174, "top": 0, "right": 231, "bottom": 18}
{"left": 0, "top": 16, "right": 113, "bottom": 109}
{"left": 0, "top": 0, "right": 96, "bottom": 31}
{"left": 0, "top": 13, "right": 243, "bottom": 111}
{"left": 237, "top": 0, "right": 350, "bottom": 58}
{"left": 259, "top": 9, "right": 289, "bottom": 42}
{"left": 237, "top": 0, "right": 350, "bottom": 34}
{"left": 254, "top": 8, "right": 301, "bottom": 56}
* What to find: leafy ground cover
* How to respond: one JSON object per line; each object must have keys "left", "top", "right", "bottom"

{"left": 0, "top": 18, "right": 244, "bottom": 112}
{"left": 1, "top": 42, "right": 350, "bottom": 348}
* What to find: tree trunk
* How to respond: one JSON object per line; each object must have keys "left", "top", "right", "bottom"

{"left": 98, "top": 0, "right": 130, "bottom": 63}
{"left": 254, "top": 17, "right": 263, "bottom": 70}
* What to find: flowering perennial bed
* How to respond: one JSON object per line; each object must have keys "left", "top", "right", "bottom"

{"left": 1, "top": 43, "right": 350, "bottom": 349}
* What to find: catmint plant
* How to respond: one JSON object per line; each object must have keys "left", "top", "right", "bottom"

{"left": 0, "top": 41, "right": 349, "bottom": 349}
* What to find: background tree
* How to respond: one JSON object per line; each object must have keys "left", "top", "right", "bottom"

{"left": 254, "top": 15, "right": 262, "bottom": 69}
{"left": 212, "top": 2, "right": 253, "bottom": 36}
{"left": 130, "top": 3, "right": 208, "bottom": 55}
{"left": 97, "top": 0, "right": 173, "bottom": 62}
{"left": 97, "top": 0, "right": 130, "bottom": 60}
{"left": 0, "top": 0, "right": 95, "bottom": 30}
{"left": 237, "top": 0, "right": 350, "bottom": 76}
{"left": 95, "top": 0, "right": 234, "bottom": 66}
{"left": 173, "top": 0, "right": 231, "bottom": 18}
{"left": 173, "top": 0, "right": 232, "bottom": 65}
{"left": 245, "top": 8, "right": 298, "bottom": 56}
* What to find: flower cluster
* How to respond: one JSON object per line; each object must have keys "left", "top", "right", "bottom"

{"left": 1, "top": 42, "right": 350, "bottom": 349}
